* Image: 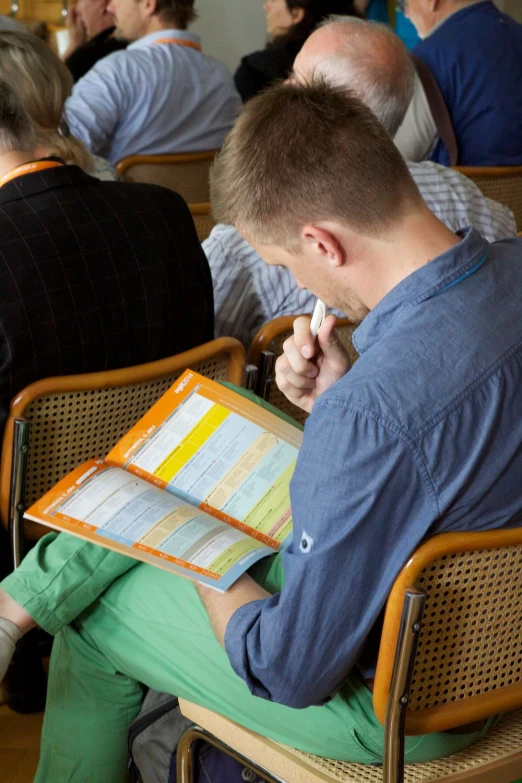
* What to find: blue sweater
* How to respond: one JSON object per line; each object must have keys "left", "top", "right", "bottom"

{"left": 413, "top": 1, "right": 522, "bottom": 166}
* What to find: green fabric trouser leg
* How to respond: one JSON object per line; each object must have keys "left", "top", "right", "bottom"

{"left": 3, "top": 537, "right": 492, "bottom": 782}
{"left": 0, "top": 388, "right": 493, "bottom": 781}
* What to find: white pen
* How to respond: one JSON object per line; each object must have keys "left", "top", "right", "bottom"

{"left": 310, "top": 298, "right": 327, "bottom": 338}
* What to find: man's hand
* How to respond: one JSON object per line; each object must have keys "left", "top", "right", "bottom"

{"left": 64, "top": 5, "right": 87, "bottom": 56}
{"left": 275, "top": 314, "right": 351, "bottom": 413}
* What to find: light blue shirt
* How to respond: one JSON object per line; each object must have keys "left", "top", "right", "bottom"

{"left": 65, "top": 30, "right": 242, "bottom": 165}
{"left": 225, "top": 229, "right": 522, "bottom": 709}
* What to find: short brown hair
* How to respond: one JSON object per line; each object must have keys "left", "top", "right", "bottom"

{"left": 210, "top": 80, "right": 422, "bottom": 247}
{"left": 154, "top": 0, "right": 197, "bottom": 27}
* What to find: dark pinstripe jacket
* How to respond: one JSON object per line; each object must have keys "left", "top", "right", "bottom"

{"left": 0, "top": 163, "right": 214, "bottom": 439}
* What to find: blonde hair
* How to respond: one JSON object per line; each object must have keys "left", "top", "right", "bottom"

{"left": 0, "top": 31, "right": 91, "bottom": 170}
{"left": 211, "top": 80, "right": 422, "bottom": 248}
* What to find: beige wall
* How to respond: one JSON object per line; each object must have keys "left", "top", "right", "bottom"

{"left": 192, "top": 0, "right": 267, "bottom": 74}
{"left": 495, "top": 0, "right": 522, "bottom": 22}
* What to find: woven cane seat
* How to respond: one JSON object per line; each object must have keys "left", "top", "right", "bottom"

{"left": 454, "top": 166, "right": 522, "bottom": 230}
{"left": 180, "top": 700, "right": 522, "bottom": 783}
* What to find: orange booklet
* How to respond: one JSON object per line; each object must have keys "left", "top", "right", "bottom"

{"left": 25, "top": 371, "right": 303, "bottom": 591}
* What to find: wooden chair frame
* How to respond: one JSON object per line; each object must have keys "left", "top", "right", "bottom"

{"left": 177, "top": 527, "right": 522, "bottom": 783}
{"left": 115, "top": 151, "right": 219, "bottom": 178}
{"left": 1, "top": 338, "right": 245, "bottom": 569}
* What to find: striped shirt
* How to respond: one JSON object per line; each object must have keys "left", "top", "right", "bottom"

{"left": 205, "top": 161, "right": 516, "bottom": 347}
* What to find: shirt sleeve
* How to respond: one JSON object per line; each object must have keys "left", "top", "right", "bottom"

{"left": 394, "top": 73, "right": 437, "bottom": 162}
{"left": 224, "top": 398, "right": 438, "bottom": 709}
{"left": 204, "top": 226, "right": 270, "bottom": 347}
{"left": 64, "top": 52, "right": 128, "bottom": 156}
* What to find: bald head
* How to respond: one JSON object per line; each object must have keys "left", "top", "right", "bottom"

{"left": 292, "top": 17, "right": 415, "bottom": 137}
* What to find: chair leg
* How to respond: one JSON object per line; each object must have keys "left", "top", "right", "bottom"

{"left": 383, "top": 590, "right": 426, "bottom": 783}
{"left": 177, "top": 724, "right": 285, "bottom": 783}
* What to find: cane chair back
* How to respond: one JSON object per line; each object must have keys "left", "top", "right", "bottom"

{"left": 453, "top": 166, "right": 522, "bottom": 230}
{"left": 179, "top": 527, "right": 522, "bottom": 783}
{"left": 116, "top": 151, "right": 219, "bottom": 203}
{"left": 0, "top": 338, "right": 245, "bottom": 541}
{"left": 373, "top": 527, "right": 522, "bottom": 735}
{"left": 248, "top": 315, "right": 358, "bottom": 425}
{"left": 189, "top": 203, "right": 216, "bottom": 242}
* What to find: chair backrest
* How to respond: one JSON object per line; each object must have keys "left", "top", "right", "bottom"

{"left": 116, "top": 152, "right": 219, "bottom": 203}
{"left": 189, "top": 203, "right": 216, "bottom": 243}
{"left": 453, "top": 166, "right": 522, "bottom": 230}
{"left": 248, "top": 315, "right": 358, "bottom": 425}
{"left": 373, "top": 527, "right": 522, "bottom": 735}
{"left": 0, "top": 338, "right": 245, "bottom": 532}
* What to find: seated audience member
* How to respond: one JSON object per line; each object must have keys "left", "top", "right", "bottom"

{"left": 63, "top": 0, "right": 128, "bottom": 83}
{"left": 0, "top": 31, "right": 116, "bottom": 180}
{"left": 404, "top": 0, "right": 522, "bottom": 166}
{"left": 207, "top": 17, "right": 516, "bottom": 347}
{"left": 65, "top": 0, "right": 241, "bottom": 165}
{"left": 234, "top": 0, "right": 361, "bottom": 103}
{"left": 0, "top": 81, "right": 213, "bottom": 444}
{"left": 2, "top": 80, "right": 522, "bottom": 782}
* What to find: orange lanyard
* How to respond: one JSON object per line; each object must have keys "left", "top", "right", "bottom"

{"left": 0, "top": 160, "right": 64, "bottom": 188}
{"left": 153, "top": 37, "right": 201, "bottom": 51}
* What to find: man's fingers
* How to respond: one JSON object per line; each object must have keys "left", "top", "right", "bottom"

{"left": 317, "top": 315, "right": 351, "bottom": 368}
{"left": 282, "top": 335, "right": 318, "bottom": 377}
{"left": 293, "top": 315, "right": 316, "bottom": 359}
{"left": 276, "top": 356, "right": 317, "bottom": 390}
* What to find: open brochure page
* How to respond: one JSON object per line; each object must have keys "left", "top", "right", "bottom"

{"left": 106, "top": 371, "right": 303, "bottom": 550}
{"left": 24, "top": 460, "right": 277, "bottom": 591}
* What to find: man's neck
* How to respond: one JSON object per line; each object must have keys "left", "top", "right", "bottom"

{"left": 140, "top": 16, "right": 184, "bottom": 37}
{"left": 0, "top": 151, "right": 37, "bottom": 181}
{"left": 354, "top": 207, "right": 462, "bottom": 312}
{"left": 427, "top": 0, "right": 484, "bottom": 36}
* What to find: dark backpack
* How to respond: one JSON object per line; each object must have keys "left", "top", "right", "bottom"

{"left": 128, "top": 689, "right": 266, "bottom": 783}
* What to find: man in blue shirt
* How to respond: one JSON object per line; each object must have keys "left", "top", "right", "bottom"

{"left": 1, "top": 81, "right": 521, "bottom": 780}
{"left": 64, "top": 0, "right": 241, "bottom": 164}
{"left": 405, "top": 0, "right": 522, "bottom": 165}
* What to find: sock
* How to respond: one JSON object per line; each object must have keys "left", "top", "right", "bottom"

{"left": 0, "top": 618, "right": 21, "bottom": 683}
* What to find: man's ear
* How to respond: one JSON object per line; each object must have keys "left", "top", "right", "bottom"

{"left": 302, "top": 225, "right": 345, "bottom": 268}
{"left": 290, "top": 6, "right": 305, "bottom": 25}
{"left": 141, "top": 0, "right": 157, "bottom": 19}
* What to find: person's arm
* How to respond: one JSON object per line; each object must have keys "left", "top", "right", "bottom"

{"left": 64, "top": 52, "right": 127, "bottom": 156}
{"left": 62, "top": 4, "right": 86, "bottom": 62}
{"left": 196, "top": 575, "right": 270, "bottom": 646}
{"left": 394, "top": 73, "right": 437, "bottom": 162}
{"left": 214, "top": 398, "right": 437, "bottom": 708}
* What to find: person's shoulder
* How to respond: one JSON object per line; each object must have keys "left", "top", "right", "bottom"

{"left": 203, "top": 223, "right": 256, "bottom": 259}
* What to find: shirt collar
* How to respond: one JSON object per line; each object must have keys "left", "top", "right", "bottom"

{"left": 425, "top": 0, "right": 492, "bottom": 38}
{"left": 353, "top": 228, "right": 490, "bottom": 354}
{"left": 128, "top": 29, "right": 201, "bottom": 50}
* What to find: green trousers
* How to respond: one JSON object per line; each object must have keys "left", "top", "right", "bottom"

{"left": 0, "top": 389, "right": 492, "bottom": 781}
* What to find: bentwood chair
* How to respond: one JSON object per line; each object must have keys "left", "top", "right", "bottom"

{"left": 116, "top": 151, "right": 219, "bottom": 203}
{"left": 248, "top": 315, "right": 359, "bottom": 425}
{"left": 453, "top": 166, "right": 522, "bottom": 230}
{"left": 0, "top": 337, "right": 245, "bottom": 570}
{"left": 178, "top": 527, "right": 522, "bottom": 783}
{"left": 189, "top": 203, "right": 216, "bottom": 242}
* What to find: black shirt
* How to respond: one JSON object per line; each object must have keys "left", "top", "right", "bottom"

{"left": 234, "top": 38, "right": 304, "bottom": 103}
{"left": 65, "top": 26, "right": 128, "bottom": 83}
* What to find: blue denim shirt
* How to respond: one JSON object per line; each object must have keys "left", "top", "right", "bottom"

{"left": 225, "top": 228, "right": 522, "bottom": 709}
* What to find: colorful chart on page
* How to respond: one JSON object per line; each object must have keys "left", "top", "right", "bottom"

{"left": 125, "top": 387, "right": 297, "bottom": 543}
{"left": 44, "top": 463, "right": 272, "bottom": 588}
